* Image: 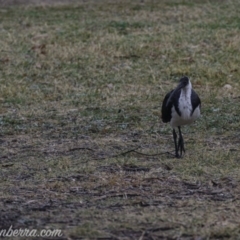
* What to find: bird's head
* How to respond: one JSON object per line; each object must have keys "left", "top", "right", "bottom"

{"left": 178, "top": 76, "right": 190, "bottom": 89}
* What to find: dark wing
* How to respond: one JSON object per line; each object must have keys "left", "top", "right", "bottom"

{"left": 191, "top": 89, "right": 201, "bottom": 115}
{"left": 161, "top": 90, "right": 174, "bottom": 123}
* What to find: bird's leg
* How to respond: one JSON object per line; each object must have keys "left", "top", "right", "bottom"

{"left": 178, "top": 126, "right": 185, "bottom": 157}
{"left": 173, "top": 128, "right": 179, "bottom": 158}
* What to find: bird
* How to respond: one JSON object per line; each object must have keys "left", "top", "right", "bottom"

{"left": 161, "top": 76, "right": 201, "bottom": 158}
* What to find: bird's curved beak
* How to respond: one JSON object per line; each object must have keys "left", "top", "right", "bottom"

{"left": 176, "top": 81, "right": 187, "bottom": 90}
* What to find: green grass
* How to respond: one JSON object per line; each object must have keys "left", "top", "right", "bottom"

{"left": 0, "top": 0, "right": 240, "bottom": 239}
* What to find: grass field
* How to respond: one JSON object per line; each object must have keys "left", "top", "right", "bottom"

{"left": 0, "top": 0, "right": 240, "bottom": 239}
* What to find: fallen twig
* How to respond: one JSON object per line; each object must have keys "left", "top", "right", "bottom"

{"left": 67, "top": 147, "right": 94, "bottom": 152}
{"left": 92, "top": 146, "right": 175, "bottom": 160}
{"left": 93, "top": 192, "right": 143, "bottom": 201}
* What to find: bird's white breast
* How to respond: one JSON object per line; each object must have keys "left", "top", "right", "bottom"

{"left": 178, "top": 89, "right": 192, "bottom": 119}
{"left": 170, "top": 84, "right": 200, "bottom": 128}
{"left": 170, "top": 105, "right": 200, "bottom": 128}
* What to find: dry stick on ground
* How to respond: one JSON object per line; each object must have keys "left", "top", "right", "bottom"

{"left": 91, "top": 145, "right": 175, "bottom": 161}
{"left": 46, "top": 144, "right": 175, "bottom": 160}
{"left": 43, "top": 147, "right": 94, "bottom": 155}
{"left": 93, "top": 192, "right": 144, "bottom": 201}
{"left": 67, "top": 147, "right": 94, "bottom": 152}
{"left": 132, "top": 149, "right": 175, "bottom": 157}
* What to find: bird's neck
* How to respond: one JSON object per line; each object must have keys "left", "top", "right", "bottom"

{"left": 181, "top": 81, "right": 192, "bottom": 96}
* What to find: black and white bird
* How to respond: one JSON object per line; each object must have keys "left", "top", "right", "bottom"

{"left": 161, "top": 76, "right": 201, "bottom": 158}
